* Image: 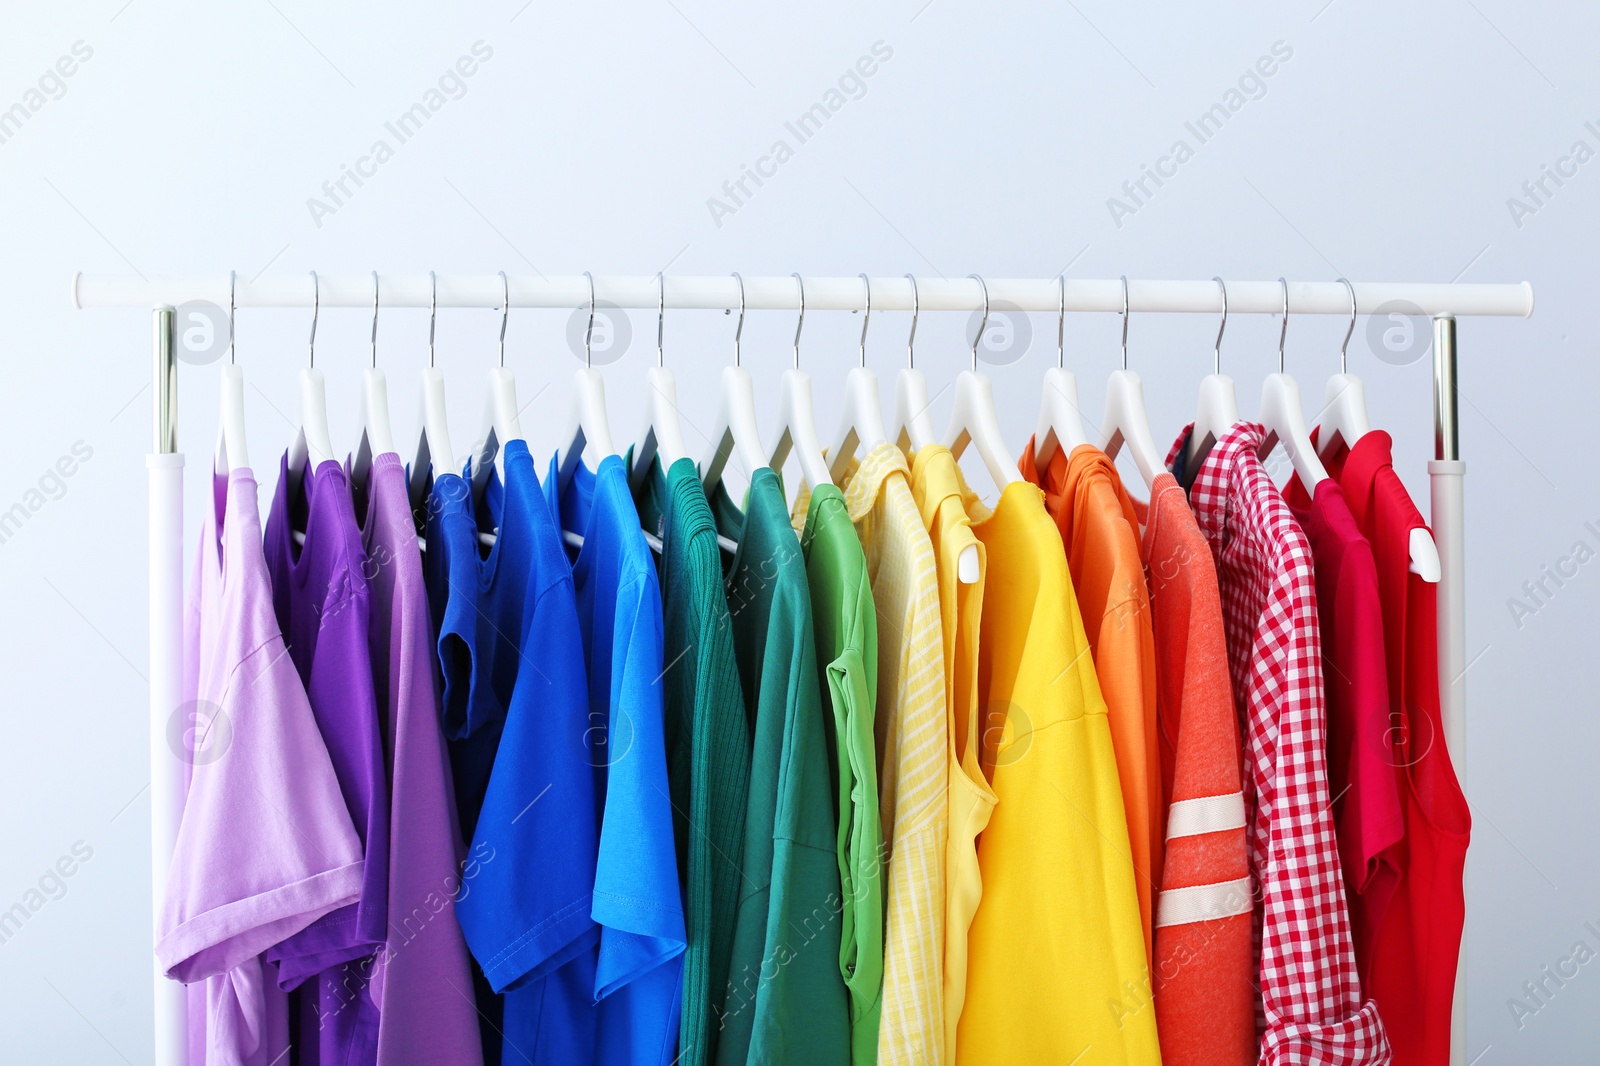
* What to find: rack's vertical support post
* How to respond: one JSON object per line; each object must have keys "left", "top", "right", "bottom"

{"left": 1430, "top": 314, "right": 1466, "bottom": 1066}
{"left": 148, "top": 306, "right": 187, "bottom": 1066}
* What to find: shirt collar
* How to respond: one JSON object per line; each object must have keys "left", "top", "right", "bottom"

{"left": 1169, "top": 420, "right": 1268, "bottom": 545}
{"left": 1336, "top": 429, "right": 1392, "bottom": 530}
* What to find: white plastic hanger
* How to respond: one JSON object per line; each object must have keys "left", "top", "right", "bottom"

{"left": 701, "top": 272, "right": 769, "bottom": 496}
{"left": 767, "top": 273, "right": 833, "bottom": 490}
{"left": 891, "top": 273, "right": 938, "bottom": 454}
{"left": 286, "top": 270, "right": 335, "bottom": 499}
{"left": 556, "top": 272, "right": 620, "bottom": 495}
{"left": 1258, "top": 278, "right": 1330, "bottom": 491}
{"left": 1319, "top": 279, "right": 1440, "bottom": 581}
{"left": 214, "top": 271, "right": 250, "bottom": 475}
{"left": 471, "top": 271, "right": 524, "bottom": 498}
{"left": 1187, "top": 276, "right": 1240, "bottom": 471}
{"left": 826, "top": 273, "right": 889, "bottom": 483}
{"left": 630, "top": 272, "right": 689, "bottom": 492}
{"left": 409, "top": 271, "right": 458, "bottom": 514}
{"left": 1098, "top": 276, "right": 1165, "bottom": 490}
{"left": 1033, "top": 273, "right": 1090, "bottom": 467}
{"left": 945, "top": 274, "right": 1022, "bottom": 491}
{"left": 351, "top": 271, "right": 396, "bottom": 489}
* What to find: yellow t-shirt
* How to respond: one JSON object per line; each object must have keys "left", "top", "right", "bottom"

{"left": 954, "top": 478, "right": 1161, "bottom": 1065}
{"left": 906, "top": 444, "right": 996, "bottom": 1066}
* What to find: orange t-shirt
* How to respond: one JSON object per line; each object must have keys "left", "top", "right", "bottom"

{"left": 1019, "top": 441, "right": 1161, "bottom": 960}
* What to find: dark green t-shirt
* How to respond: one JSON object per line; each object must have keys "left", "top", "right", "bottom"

{"left": 797, "top": 483, "right": 883, "bottom": 1066}
{"left": 634, "top": 456, "right": 752, "bottom": 1066}
{"left": 711, "top": 468, "right": 850, "bottom": 1066}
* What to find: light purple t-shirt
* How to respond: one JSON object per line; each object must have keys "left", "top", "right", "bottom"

{"left": 263, "top": 455, "right": 391, "bottom": 1062}
{"left": 354, "top": 452, "right": 484, "bottom": 1066}
{"left": 160, "top": 466, "right": 364, "bottom": 1066}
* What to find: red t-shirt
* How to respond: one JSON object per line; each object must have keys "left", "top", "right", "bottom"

{"left": 1317, "top": 430, "right": 1470, "bottom": 1066}
{"left": 1284, "top": 477, "right": 1405, "bottom": 970}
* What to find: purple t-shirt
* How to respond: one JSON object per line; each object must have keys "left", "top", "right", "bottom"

{"left": 263, "top": 455, "right": 390, "bottom": 1062}
{"left": 354, "top": 453, "right": 484, "bottom": 1065}
{"left": 160, "top": 466, "right": 364, "bottom": 1066}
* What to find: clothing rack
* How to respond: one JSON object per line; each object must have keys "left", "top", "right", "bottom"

{"left": 74, "top": 272, "right": 1534, "bottom": 1066}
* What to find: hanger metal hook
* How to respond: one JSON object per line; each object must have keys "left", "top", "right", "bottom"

{"left": 228, "top": 270, "right": 236, "bottom": 366}
{"left": 1211, "top": 276, "right": 1228, "bottom": 375}
{"left": 308, "top": 270, "right": 319, "bottom": 369}
{"left": 583, "top": 271, "right": 596, "bottom": 370}
{"left": 904, "top": 273, "right": 919, "bottom": 370}
{"left": 1057, "top": 274, "right": 1066, "bottom": 369}
{"left": 967, "top": 273, "right": 988, "bottom": 372}
{"left": 1338, "top": 277, "right": 1356, "bottom": 374}
{"left": 858, "top": 273, "right": 871, "bottom": 369}
{"left": 730, "top": 272, "right": 745, "bottom": 367}
{"left": 1278, "top": 277, "right": 1289, "bottom": 374}
{"left": 791, "top": 272, "right": 805, "bottom": 369}
{"left": 498, "top": 271, "right": 509, "bottom": 369}
{"left": 370, "top": 271, "right": 380, "bottom": 369}
{"left": 428, "top": 271, "right": 437, "bottom": 369}
{"left": 656, "top": 271, "right": 665, "bottom": 368}
{"left": 1120, "top": 275, "right": 1130, "bottom": 371}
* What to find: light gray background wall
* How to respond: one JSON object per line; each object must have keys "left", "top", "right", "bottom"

{"left": 1, "top": 0, "right": 1594, "bottom": 1061}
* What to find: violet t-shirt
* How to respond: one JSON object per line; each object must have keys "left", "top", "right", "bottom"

{"left": 160, "top": 466, "right": 364, "bottom": 1066}
{"left": 263, "top": 455, "right": 390, "bottom": 1062}
{"left": 354, "top": 452, "right": 484, "bottom": 1066}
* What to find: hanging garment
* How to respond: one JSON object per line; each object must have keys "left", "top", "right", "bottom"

{"left": 436, "top": 441, "right": 600, "bottom": 1066}
{"left": 351, "top": 453, "right": 483, "bottom": 1066}
{"left": 828, "top": 444, "right": 949, "bottom": 1066}
{"left": 1282, "top": 476, "right": 1405, "bottom": 970}
{"left": 1019, "top": 440, "right": 1162, "bottom": 963}
{"left": 906, "top": 443, "right": 994, "bottom": 1066}
{"left": 545, "top": 453, "right": 687, "bottom": 1066}
{"left": 953, "top": 478, "right": 1161, "bottom": 1066}
{"left": 632, "top": 454, "right": 752, "bottom": 1066}
{"left": 711, "top": 468, "right": 850, "bottom": 1066}
{"left": 159, "top": 466, "right": 363, "bottom": 1066}
{"left": 1303, "top": 431, "right": 1470, "bottom": 1066}
{"left": 1168, "top": 422, "right": 1391, "bottom": 1065}
{"left": 789, "top": 477, "right": 884, "bottom": 1066}
{"left": 263, "top": 455, "right": 391, "bottom": 1064}
{"left": 1129, "top": 471, "right": 1254, "bottom": 1066}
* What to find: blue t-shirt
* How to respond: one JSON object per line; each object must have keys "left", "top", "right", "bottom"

{"left": 425, "top": 441, "right": 601, "bottom": 1066}
{"left": 546, "top": 453, "right": 687, "bottom": 1066}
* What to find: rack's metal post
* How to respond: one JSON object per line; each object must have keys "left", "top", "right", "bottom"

{"left": 1429, "top": 314, "right": 1467, "bottom": 1066}
{"left": 148, "top": 306, "right": 187, "bottom": 1066}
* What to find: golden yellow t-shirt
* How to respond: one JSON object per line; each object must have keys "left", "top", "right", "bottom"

{"left": 954, "top": 478, "right": 1161, "bottom": 1065}
{"left": 906, "top": 444, "right": 995, "bottom": 1066}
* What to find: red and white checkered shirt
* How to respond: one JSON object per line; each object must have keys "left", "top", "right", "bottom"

{"left": 1170, "top": 422, "right": 1391, "bottom": 1066}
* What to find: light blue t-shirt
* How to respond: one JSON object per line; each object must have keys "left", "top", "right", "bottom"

{"left": 546, "top": 453, "right": 687, "bottom": 1066}
{"left": 437, "top": 441, "right": 602, "bottom": 1066}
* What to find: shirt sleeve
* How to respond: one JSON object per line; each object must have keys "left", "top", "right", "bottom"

{"left": 457, "top": 578, "right": 600, "bottom": 994}
{"left": 592, "top": 572, "right": 687, "bottom": 999}
{"left": 157, "top": 638, "right": 364, "bottom": 983}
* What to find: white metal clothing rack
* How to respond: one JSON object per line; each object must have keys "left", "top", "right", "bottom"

{"left": 74, "top": 273, "right": 1533, "bottom": 1066}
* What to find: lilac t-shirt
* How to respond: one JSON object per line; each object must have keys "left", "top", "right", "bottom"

{"left": 263, "top": 455, "right": 390, "bottom": 1061}
{"left": 354, "top": 453, "right": 484, "bottom": 1066}
{"left": 159, "top": 466, "right": 364, "bottom": 1066}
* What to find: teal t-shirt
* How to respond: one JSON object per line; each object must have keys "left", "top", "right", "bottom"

{"left": 711, "top": 469, "right": 850, "bottom": 1066}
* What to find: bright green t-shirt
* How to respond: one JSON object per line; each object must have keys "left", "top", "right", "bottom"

{"left": 798, "top": 483, "right": 884, "bottom": 1066}
{"left": 634, "top": 456, "right": 752, "bottom": 1066}
{"left": 711, "top": 468, "right": 850, "bottom": 1066}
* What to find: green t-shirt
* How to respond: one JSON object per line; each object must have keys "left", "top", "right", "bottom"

{"left": 711, "top": 468, "right": 850, "bottom": 1066}
{"left": 634, "top": 456, "right": 752, "bottom": 1066}
{"left": 798, "top": 483, "right": 884, "bottom": 1066}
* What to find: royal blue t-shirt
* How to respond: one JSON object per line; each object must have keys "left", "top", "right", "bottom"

{"left": 425, "top": 441, "right": 601, "bottom": 1066}
{"left": 546, "top": 453, "right": 687, "bottom": 1066}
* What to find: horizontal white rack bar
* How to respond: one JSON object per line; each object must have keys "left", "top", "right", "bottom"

{"left": 72, "top": 274, "right": 1535, "bottom": 317}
